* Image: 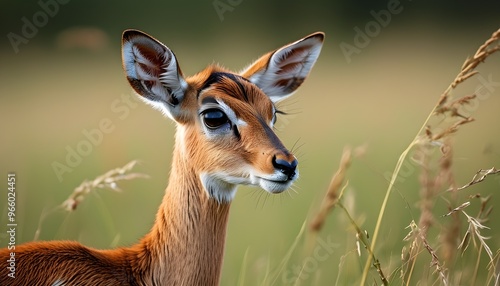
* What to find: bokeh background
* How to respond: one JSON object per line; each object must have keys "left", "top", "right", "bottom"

{"left": 1, "top": 0, "right": 500, "bottom": 284}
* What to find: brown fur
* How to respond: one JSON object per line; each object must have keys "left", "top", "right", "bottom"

{"left": 0, "top": 65, "right": 286, "bottom": 286}
{"left": 0, "top": 139, "right": 230, "bottom": 285}
{"left": 0, "top": 30, "right": 323, "bottom": 285}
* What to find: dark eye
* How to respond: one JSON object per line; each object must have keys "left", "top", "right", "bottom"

{"left": 202, "top": 109, "right": 229, "bottom": 129}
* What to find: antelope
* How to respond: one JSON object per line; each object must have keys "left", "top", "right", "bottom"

{"left": 0, "top": 29, "right": 324, "bottom": 285}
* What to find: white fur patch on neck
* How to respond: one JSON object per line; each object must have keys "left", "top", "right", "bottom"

{"left": 200, "top": 173, "right": 237, "bottom": 203}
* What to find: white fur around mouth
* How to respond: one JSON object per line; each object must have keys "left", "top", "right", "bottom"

{"left": 256, "top": 172, "right": 298, "bottom": 194}
{"left": 258, "top": 179, "right": 292, "bottom": 193}
{"left": 200, "top": 170, "right": 298, "bottom": 203}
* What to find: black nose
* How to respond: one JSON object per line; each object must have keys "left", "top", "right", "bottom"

{"left": 272, "top": 156, "right": 298, "bottom": 180}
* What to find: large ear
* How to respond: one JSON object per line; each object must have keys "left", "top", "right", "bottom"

{"left": 240, "top": 32, "right": 324, "bottom": 103}
{"left": 122, "top": 29, "right": 187, "bottom": 121}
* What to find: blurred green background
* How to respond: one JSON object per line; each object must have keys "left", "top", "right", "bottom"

{"left": 1, "top": 0, "right": 500, "bottom": 284}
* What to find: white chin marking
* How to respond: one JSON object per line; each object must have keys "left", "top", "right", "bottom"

{"left": 200, "top": 173, "right": 237, "bottom": 204}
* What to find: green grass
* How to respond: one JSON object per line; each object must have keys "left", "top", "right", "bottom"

{"left": 1, "top": 28, "right": 499, "bottom": 285}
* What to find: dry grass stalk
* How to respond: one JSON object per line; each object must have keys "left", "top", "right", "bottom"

{"left": 442, "top": 201, "right": 471, "bottom": 217}
{"left": 437, "top": 28, "right": 500, "bottom": 108}
{"left": 439, "top": 136, "right": 462, "bottom": 260}
{"left": 440, "top": 211, "right": 462, "bottom": 266}
{"left": 337, "top": 200, "right": 388, "bottom": 286}
{"left": 309, "top": 147, "right": 350, "bottom": 232}
{"left": 436, "top": 141, "right": 456, "bottom": 193}
{"left": 403, "top": 140, "right": 459, "bottom": 280}
{"left": 61, "top": 160, "right": 149, "bottom": 211}
{"left": 432, "top": 29, "right": 499, "bottom": 146}
{"left": 403, "top": 221, "right": 449, "bottom": 286}
{"left": 452, "top": 167, "right": 500, "bottom": 192}
{"left": 416, "top": 144, "right": 438, "bottom": 237}
{"left": 420, "top": 229, "right": 449, "bottom": 286}
{"left": 401, "top": 221, "right": 424, "bottom": 285}
{"left": 459, "top": 211, "right": 492, "bottom": 257}
{"left": 403, "top": 143, "right": 443, "bottom": 280}
{"left": 309, "top": 145, "right": 366, "bottom": 232}
{"left": 430, "top": 117, "right": 475, "bottom": 142}
{"left": 435, "top": 94, "right": 477, "bottom": 120}
{"left": 457, "top": 196, "right": 498, "bottom": 283}
{"left": 308, "top": 144, "right": 388, "bottom": 284}
{"left": 33, "top": 160, "right": 149, "bottom": 241}
{"left": 362, "top": 28, "right": 500, "bottom": 285}
{"left": 440, "top": 203, "right": 462, "bottom": 265}
{"left": 491, "top": 251, "right": 500, "bottom": 286}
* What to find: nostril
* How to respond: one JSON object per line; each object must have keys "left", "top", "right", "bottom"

{"left": 272, "top": 156, "right": 298, "bottom": 180}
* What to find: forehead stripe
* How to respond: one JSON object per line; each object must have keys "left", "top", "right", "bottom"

{"left": 199, "top": 72, "right": 250, "bottom": 102}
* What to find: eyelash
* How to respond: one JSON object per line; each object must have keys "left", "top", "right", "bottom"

{"left": 273, "top": 108, "right": 286, "bottom": 125}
